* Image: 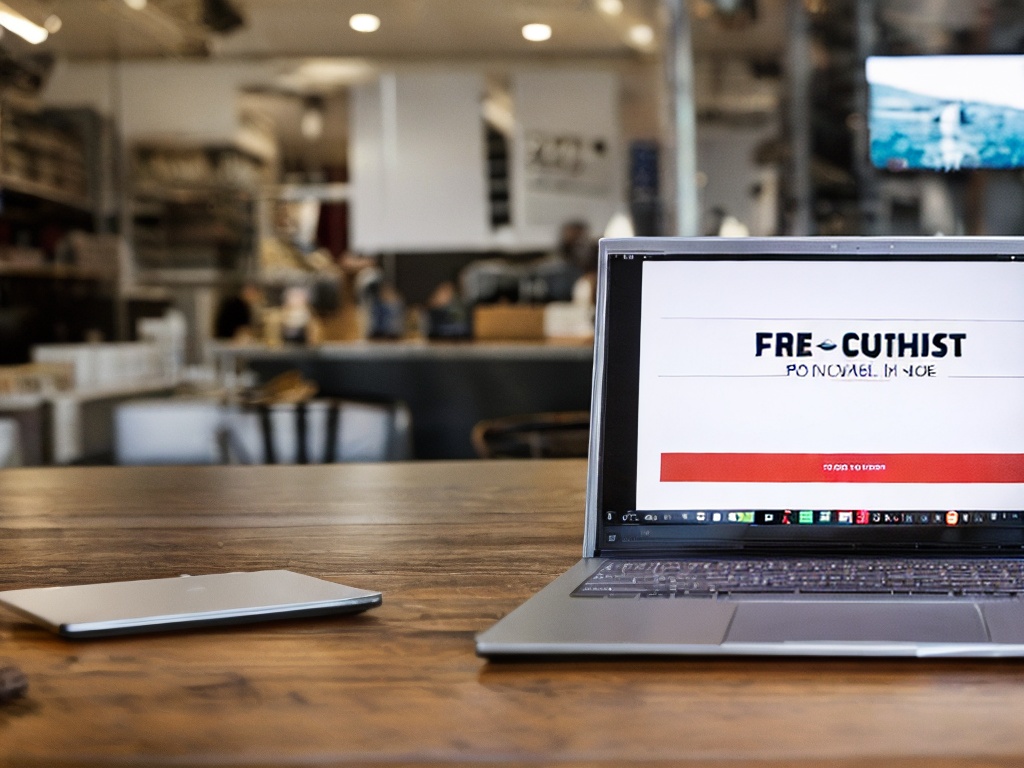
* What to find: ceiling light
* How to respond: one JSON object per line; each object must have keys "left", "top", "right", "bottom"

{"left": 595, "top": 0, "right": 624, "bottom": 15}
{"left": 123, "top": 0, "right": 147, "bottom": 9}
{"left": 300, "top": 99, "right": 325, "bottom": 141}
{"left": 522, "top": 23, "right": 552, "bottom": 42}
{"left": 279, "top": 58, "right": 376, "bottom": 90}
{"left": 0, "top": 2, "right": 48, "bottom": 44}
{"left": 43, "top": 14, "right": 61, "bottom": 34}
{"left": 628, "top": 23, "right": 654, "bottom": 47}
{"left": 349, "top": 13, "right": 380, "bottom": 33}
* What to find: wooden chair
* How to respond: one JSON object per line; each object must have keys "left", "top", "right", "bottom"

{"left": 471, "top": 411, "right": 591, "bottom": 459}
{"left": 223, "top": 399, "right": 413, "bottom": 464}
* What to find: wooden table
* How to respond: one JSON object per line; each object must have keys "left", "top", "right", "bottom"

{"left": 3, "top": 460, "right": 1024, "bottom": 767}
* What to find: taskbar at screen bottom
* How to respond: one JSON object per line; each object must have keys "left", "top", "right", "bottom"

{"left": 606, "top": 509, "right": 1024, "bottom": 527}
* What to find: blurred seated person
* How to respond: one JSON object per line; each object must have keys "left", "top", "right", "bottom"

{"left": 353, "top": 267, "right": 406, "bottom": 339}
{"left": 557, "top": 219, "right": 597, "bottom": 272}
{"left": 459, "top": 258, "right": 521, "bottom": 305}
{"left": 214, "top": 283, "right": 266, "bottom": 341}
{"left": 423, "top": 280, "right": 471, "bottom": 339}
{"left": 521, "top": 219, "right": 596, "bottom": 303}
{"left": 263, "top": 286, "right": 324, "bottom": 346}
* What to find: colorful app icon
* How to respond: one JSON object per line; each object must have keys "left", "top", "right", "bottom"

{"left": 799, "top": 510, "right": 814, "bottom": 524}
{"left": 837, "top": 511, "right": 853, "bottom": 524}
{"left": 738, "top": 511, "right": 755, "bottom": 523}
{"left": 818, "top": 510, "right": 832, "bottom": 523}
{"left": 945, "top": 510, "right": 959, "bottom": 526}
{"left": 855, "top": 510, "right": 870, "bottom": 525}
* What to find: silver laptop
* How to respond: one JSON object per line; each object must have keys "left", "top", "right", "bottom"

{"left": 477, "top": 236, "right": 1024, "bottom": 658}
{"left": 0, "top": 570, "right": 381, "bottom": 638}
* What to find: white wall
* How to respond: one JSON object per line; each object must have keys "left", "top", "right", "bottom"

{"left": 698, "top": 122, "right": 779, "bottom": 236}
{"left": 43, "top": 59, "right": 276, "bottom": 148}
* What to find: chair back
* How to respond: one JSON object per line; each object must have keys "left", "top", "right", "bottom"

{"left": 471, "top": 411, "right": 590, "bottom": 459}
{"left": 223, "top": 399, "right": 412, "bottom": 464}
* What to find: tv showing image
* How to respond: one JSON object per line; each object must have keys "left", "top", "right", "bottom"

{"left": 866, "top": 55, "right": 1024, "bottom": 171}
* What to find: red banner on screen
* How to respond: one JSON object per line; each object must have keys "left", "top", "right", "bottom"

{"left": 660, "top": 453, "right": 1024, "bottom": 483}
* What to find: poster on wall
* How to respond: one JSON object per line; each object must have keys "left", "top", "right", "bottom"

{"left": 523, "top": 129, "right": 613, "bottom": 198}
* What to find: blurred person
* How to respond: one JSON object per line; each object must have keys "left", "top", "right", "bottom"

{"left": 524, "top": 219, "right": 595, "bottom": 303}
{"left": 265, "top": 286, "right": 324, "bottom": 345}
{"left": 214, "top": 283, "right": 266, "bottom": 341}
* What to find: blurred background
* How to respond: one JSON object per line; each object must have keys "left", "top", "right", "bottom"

{"left": 0, "top": 0, "right": 1021, "bottom": 467}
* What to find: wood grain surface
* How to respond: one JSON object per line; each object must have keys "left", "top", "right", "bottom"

{"left": 1, "top": 460, "right": 1024, "bottom": 767}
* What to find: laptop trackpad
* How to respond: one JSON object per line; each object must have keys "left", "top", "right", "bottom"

{"left": 725, "top": 601, "right": 988, "bottom": 643}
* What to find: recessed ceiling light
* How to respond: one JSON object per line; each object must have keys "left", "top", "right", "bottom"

{"left": 349, "top": 13, "right": 380, "bottom": 33}
{"left": 628, "top": 23, "right": 654, "bottom": 47}
{"left": 595, "top": 0, "right": 624, "bottom": 15}
{"left": 522, "top": 23, "right": 552, "bottom": 42}
{"left": 123, "top": 0, "right": 147, "bottom": 9}
{"left": 301, "top": 100, "right": 325, "bottom": 141}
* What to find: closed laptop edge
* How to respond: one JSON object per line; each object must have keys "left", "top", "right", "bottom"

{"left": 0, "top": 570, "right": 382, "bottom": 638}
{"left": 476, "top": 236, "right": 1024, "bottom": 658}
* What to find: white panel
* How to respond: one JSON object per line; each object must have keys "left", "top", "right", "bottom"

{"left": 512, "top": 69, "right": 624, "bottom": 248}
{"left": 350, "top": 79, "right": 387, "bottom": 250}
{"left": 350, "top": 71, "right": 489, "bottom": 253}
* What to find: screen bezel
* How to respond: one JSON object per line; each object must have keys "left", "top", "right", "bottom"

{"left": 586, "top": 237, "right": 1024, "bottom": 558}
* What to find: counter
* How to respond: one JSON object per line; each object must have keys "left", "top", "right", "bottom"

{"left": 213, "top": 340, "right": 595, "bottom": 459}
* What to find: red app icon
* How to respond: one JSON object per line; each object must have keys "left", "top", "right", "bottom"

{"left": 855, "top": 510, "right": 870, "bottom": 525}
{"left": 946, "top": 510, "right": 959, "bottom": 526}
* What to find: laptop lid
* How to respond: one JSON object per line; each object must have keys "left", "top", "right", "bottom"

{"left": 585, "top": 237, "right": 1024, "bottom": 559}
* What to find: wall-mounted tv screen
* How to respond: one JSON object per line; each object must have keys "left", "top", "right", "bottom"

{"left": 866, "top": 55, "right": 1024, "bottom": 171}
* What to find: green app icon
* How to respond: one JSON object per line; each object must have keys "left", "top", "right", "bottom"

{"left": 799, "top": 510, "right": 814, "bottom": 524}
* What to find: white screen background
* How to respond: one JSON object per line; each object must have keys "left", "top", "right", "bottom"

{"left": 635, "top": 259, "right": 1024, "bottom": 510}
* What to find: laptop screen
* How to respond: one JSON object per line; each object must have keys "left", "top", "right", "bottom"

{"left": 594, "top": 240, "right": 1024, "bottom": 555}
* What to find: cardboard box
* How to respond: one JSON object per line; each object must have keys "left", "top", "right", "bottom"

{"left": 472, "top": 305, "right": 546, "bottom": 341}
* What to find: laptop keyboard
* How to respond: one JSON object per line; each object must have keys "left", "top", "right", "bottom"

{"left": 574, "top": 558, "right": 1024, "bottom": 598}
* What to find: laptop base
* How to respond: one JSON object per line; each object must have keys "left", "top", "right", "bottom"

{"left": 476, "top": 559, "right": 1024, "bottom": 658}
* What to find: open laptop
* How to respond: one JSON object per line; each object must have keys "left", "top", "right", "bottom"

{"left": 477, "top": 236, "right": 1024, "bottom": 658}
